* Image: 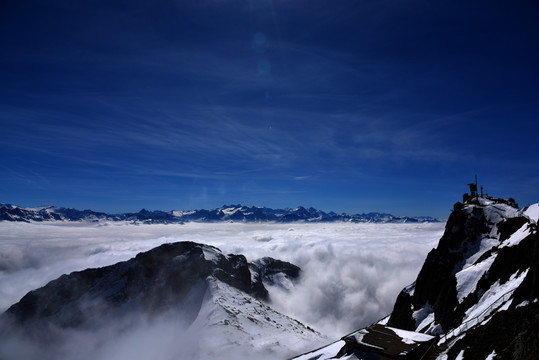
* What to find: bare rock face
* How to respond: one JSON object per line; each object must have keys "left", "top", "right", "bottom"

{"left": 292, "top": 198, "right": 539, "bottom": 360}
{"left": 251, "top": 257, "right": 300, "bottom": 285}
{"left": 385, "top": 197, "right": 539, "bottom": 360}
{"left": 388, "top": 197, "right": 535, "bottom": 332}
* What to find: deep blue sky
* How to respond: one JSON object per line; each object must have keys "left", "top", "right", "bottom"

{"left": 1, "top": 0, "right": 538, "bottom": 217}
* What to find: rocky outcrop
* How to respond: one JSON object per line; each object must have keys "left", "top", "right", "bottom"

{"left": 251, "top": 257, "right": 300, "bottom": 285}
{"left": 293, "top": 197, "right": 539, "bottom": 360}
{"left": 388, "top": 197, "right": 537, "bottom": 331}
{"left": 1, "top": 242, "right": 327, "bottom": 360}
{"left": 386, "top": 197, "right": 539, "bottom": 359}
{"left": 2, "top": 242, "right": 299, "bottom": 329}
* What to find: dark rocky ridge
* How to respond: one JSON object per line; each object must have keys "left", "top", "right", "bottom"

{"left": 251, "top": 257, "right": 300, "bottom": 284}
{"left": 388, "top": 197, "right": 538, "bottom": 334}
{"left": 292, "top": 196, "right": 539, "bottom": 360}
{"left": 385, "top": 197, "right": 539, "bottom": 360}
{"left": 2, "top": 241, "right": 300, "bottom": 329}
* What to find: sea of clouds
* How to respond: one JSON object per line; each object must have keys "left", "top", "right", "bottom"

{"left": 0, "top": 221, "right": 445, "bottom": 359}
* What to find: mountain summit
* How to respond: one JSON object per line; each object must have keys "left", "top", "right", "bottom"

{"left": 0, "top": 242, "right": 324, "bottom": 359}
{"left": 293, "top": 196, "right": 539, "bottom": 360}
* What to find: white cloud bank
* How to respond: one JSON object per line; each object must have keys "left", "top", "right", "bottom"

{"left": 0, "top": 221, "right": 444, "bottom": 348}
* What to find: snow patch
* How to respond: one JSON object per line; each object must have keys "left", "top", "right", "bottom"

{"left": 480, "top": 202, "right": 519, "bottom": 224}
{"left": 190, "top": 277, "right": 327, "bottom": 358}
{"left": 522, "top": 203, "right": 539, "bottom": 223}
{"left": 459, "top": 236, "right": 499, "bottom": 271}
{"left": 347, "top": 329, "right": 385, "bottom": 350}
{"left": 455, "top": 254, "right": 497, "bottom": 303}
{"left": 387, "top": 326, "right": 435, "bottom": 345}
{"left": 377, "top": 315, "right": 390, "bottom": 325}
{"left": 291, "top": 340, "right": 346, "bottom": 360}
{"left": 463, "top": 268, "right": 529, "bottom": 322}
{"left": 412, "top": 303, "right": 434, "bottom": 330}
{"left": 427, "top": 323, "right": 444, "bottom": 336}
{"left": 221, "top": 207, "right": 240, "bottom": 216}
{"left": 201, "top": 247, "right": 223, "bottom": 263}
{"left": 172, "top": 210, "right": 195, "bottom": 217}
{"left": 499, "top": 223, "right": 531, "bottom": 248}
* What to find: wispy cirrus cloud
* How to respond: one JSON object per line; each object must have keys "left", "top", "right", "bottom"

{"left": 2, "top": 0, "right": 537, "bottom": 214}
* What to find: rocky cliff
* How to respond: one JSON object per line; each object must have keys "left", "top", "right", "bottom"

{"left": 293, "top": 197, "right": 539, "bottom": 360}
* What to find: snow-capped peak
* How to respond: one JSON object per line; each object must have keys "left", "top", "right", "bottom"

{"left": 293, "top": 197, "right": 539, "bottom": 360}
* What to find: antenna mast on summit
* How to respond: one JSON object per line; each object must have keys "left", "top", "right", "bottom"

{"left": 468, "top": 175, "right": 478, "bottom": 199}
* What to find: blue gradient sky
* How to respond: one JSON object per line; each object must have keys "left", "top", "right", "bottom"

{"left": 1, "top": 1, "right": 538, "bottom": 217}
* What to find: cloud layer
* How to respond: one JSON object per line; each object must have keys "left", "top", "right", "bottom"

{"left": 0, "top": 221, "right": 444, "bottom": 339}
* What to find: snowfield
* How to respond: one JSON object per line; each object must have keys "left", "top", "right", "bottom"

{"left": 0, "top": 221, "right": 444, "bottom": 338}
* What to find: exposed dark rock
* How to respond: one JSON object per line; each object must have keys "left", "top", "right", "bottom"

{"left": 447, "top": 302, "right": 539, "bottom": 360}
{"left": 389, "top": 197, "right": 534, "bottom": 334}
{"left": 251, "top": 257, "right": 301, "bottom": 285}
{"left": 293, "top": 196, "right": 539, "bottom": 360}
{"left": 498, "top": 216, "right": 529, "bottom": 242}
{"left": 388, "top": 201, "right": 486, "bottom": 331}
{"left": 2, "top": 242, "right": 302, "bottom": 331}
{"left": 249, "top": 257, "right": 301, "bottom": 302}
{"left": 511, "top": 225, "right": 539, "bottom": 306}
{"left": 387, "top": 290, "right": 416, "bottom": 330}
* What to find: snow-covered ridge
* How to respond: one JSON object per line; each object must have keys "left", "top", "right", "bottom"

{"left": 0, "top": 241, "right": 325, "bottom": 359}
{"left": 0, "top": 203, "right": 441, "bottom": 224}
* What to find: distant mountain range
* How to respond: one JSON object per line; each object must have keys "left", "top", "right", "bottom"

{"left": 1, "top": 242, "right": 324, "bottom": 359}
{"left": 0, "top": 203, "right": 440, "bottom": 224}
